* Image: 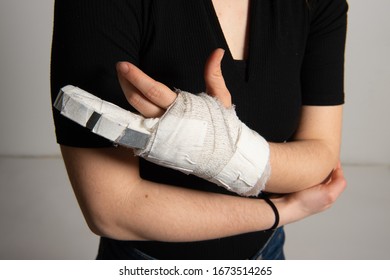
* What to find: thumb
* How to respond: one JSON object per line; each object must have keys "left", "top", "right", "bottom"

{"left": 204, "top": 49, "right": 232, "bottom": 108}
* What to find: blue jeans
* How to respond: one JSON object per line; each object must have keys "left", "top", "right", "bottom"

{"left": 113, "top": 227, "right": 286, "bottom": 260}
{"left": 250, "top": 227, "right": 286, "bottom": 260}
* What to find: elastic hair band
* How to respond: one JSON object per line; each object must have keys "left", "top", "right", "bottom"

{"left": 260, "top": 193, "right": 279, "bottom": 231}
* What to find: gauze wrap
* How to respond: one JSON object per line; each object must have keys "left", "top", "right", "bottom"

{"left": 134, "top": 91, "right": 270, "bottom": 196}
{"left": 55, "top": 86, "right": 271, "bottom": 196}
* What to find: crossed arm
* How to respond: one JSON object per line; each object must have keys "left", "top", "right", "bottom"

{"left": 60, "top": 50, "right": 346, "bottom": 242}
{"left": 62, "top": 145, "right": 345, "bottom": 242}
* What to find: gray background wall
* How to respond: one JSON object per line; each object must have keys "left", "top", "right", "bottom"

{"left": 0, "top": 0, "right": 389, "bottom": 259}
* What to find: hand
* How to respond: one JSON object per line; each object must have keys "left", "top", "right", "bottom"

{"left": 281, "top": 162, "right": 347, "bottom": 223}
{"left": 116, "top": 49, "right": 270, "bottom": 196}
{"left": 116, "top": 49, "right": 232, "bottom": 118}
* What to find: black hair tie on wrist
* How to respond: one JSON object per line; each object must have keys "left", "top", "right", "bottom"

{"left": 260, "top": 193, "right": 279, "bottom": 231}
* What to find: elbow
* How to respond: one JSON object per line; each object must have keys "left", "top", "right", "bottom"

{"left": 83, "top": 209, "right": 143, "bottom": 241}
{"left": 266, "top": 140, "right": 340, "bottom": 193}
{"left": 85, "top": 216, "right": 114, "bottom": 238}
{"left": 80, "top": 209, "right": 114, "bottom": 238}
{"left": 320, "top": 142, "right": 340, "bottom": 181}
{"left": 307, "top": 142, "right": 340, "bottom": 188}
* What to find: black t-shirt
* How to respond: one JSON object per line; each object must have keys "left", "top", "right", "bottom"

{"left": 51, "top": 0, "right": 348, "bottom": 259}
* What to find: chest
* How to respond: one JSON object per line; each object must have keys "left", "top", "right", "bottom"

{"left": 211, "top": 0, "right": 250, "bottom": 60}
{"left": 140, "top": 0, "right": 309, "bottom": 141}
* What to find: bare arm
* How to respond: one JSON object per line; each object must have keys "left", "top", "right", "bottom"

{"left": 266, "top": 105, "right": 343, "bottom": 193}
{"left": 61, "top": 145, "right": 345, "bottom": 241}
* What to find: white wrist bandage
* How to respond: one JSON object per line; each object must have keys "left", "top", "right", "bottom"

{"left": 55, "top": 85, "right": 271, "bottom": 196}
{"left": 135, "top": 91, "right": 271, "bottom": 196}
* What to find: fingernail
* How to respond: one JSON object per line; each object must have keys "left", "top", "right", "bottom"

{"left": 219, "top": 49, "right": 225, "bottom": 60}
{"left": 117, "top": 62, "right": 129, "bottom": 74}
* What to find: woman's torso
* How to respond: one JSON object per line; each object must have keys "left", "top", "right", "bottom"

{"left": 98, "top": 0, "right": 309, "bottom": 259}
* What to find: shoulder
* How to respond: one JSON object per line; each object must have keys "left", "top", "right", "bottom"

{"left": 53, "top": 0, "right": 155, "bottom": 22}
{"left": 309, "top": 0, "right": 349, "bottom": 23}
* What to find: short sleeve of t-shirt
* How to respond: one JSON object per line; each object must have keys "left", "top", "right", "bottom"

{"left": 301, "top": 0, "right": 349, "bottom": 106}
{"left": 50, "top": 0, "right": 149, "bottom": 147}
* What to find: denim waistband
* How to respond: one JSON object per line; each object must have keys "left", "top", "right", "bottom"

{"left": 96, "top": 228, "right": 285, "bottom": 260}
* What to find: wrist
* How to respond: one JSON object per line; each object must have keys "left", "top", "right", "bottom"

{"left": 272, "top": 195, "right": 305, "bottom": 227}
{"left": 259, "top": 193, "right": 279, "bottom": 230}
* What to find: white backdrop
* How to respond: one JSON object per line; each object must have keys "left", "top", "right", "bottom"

{"left": 341, "top": 0, "right": 390, "bottom": 164}
{"left": 0, "top": 0, "right": 58, "bottom": 156}
{"left": 0, "top": 0, "right": 389, "bottom": 261}
{"left": 0, "top": 0, "right": 389, "bottom": 164}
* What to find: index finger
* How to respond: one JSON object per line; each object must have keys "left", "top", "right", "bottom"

{"left": 117, "top": 62, "right": 177, "bottom": 109}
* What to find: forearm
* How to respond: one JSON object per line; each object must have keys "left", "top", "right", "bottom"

{"left": 264, "top": 105, "right": 343, "bottom": 194}
{"left": 110, "top": 171, "right": 341, "bottom": 242}
{"left": 107, "top": 179, "right": 277, "bottom": 242}
{"left": 102, "top": 138, "right": 339, "bottom": 240}
{"left": 62, "top": 145, "right": 345, "bottom": 242}
{"left": 62, "top": 146, "right": 281, "bottom": 242}
{"left": 265, "top": 139, "right": 338, "bottom": 193}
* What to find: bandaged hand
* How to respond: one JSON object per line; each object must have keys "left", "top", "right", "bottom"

{"left": 135, "top": 90, "right": 270, "bottom": 196}
{"left": 55, "top": 85, "right": 270, "bottom": 196}
{"left": 116, "top": 49, "right": 271, "bottom": 196}
{"left": 54, "top": 50, "right": 270, "bottom": 196}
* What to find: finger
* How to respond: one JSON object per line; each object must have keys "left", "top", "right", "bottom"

{"left": 322, "top": 160, "right": 343, "bottom": 184}
{"left": 204, "top": 49, "right": 232, "bottom": 108}
{"left": 334, "top": 165, "right": 347, "bottom": 187}
{"left": 323, "top": 166, "right": 347, "bottom": 202}
{"left": 117, "top": 62, "right": 177, "bottom": 109}
{"left": 117, "top": 64, "right": 165, "bottom": 118}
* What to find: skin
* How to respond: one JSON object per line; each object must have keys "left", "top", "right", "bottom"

{"left": 59, "top": 0, "right": 347, "bottom": 242}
